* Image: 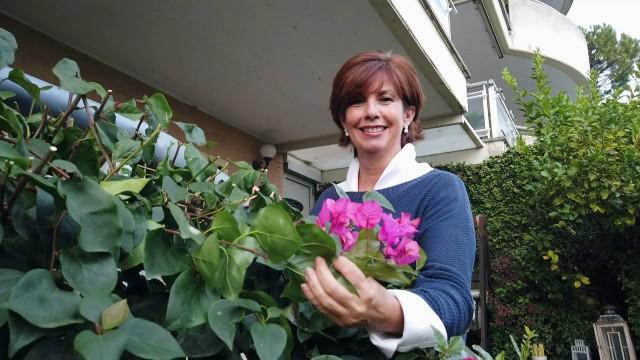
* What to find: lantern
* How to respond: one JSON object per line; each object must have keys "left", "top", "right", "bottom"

{"left": 571, "top": 339, "right": 591, "bottom": 360}
{"left": 593, "top": 305, "right": 637, "bottom": 360}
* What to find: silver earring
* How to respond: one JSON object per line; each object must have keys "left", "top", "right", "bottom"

{"left": 403, "top": 125, "right": 409, "bottom": 134}
{"left": 344, "top": 128, "right": 349, "bottom": 137}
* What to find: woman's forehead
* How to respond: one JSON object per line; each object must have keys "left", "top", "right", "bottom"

{"left": 360, "top": 73, "right": 400, "bottom": 95}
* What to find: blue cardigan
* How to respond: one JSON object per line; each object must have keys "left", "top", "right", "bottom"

{"left": 310, "top": 169, "right": 475, "bottom": 336}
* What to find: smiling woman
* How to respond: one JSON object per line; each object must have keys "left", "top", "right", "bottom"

{"left": 302, "top": 51, "right": 476, "bottom": 358}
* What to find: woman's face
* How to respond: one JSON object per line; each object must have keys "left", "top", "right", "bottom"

{"left": 342, "top": 81, "right": 415, "bottom": 158}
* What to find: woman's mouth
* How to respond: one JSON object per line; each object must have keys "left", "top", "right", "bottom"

{"left": 360, "top": 126, "right": 387, "bottom": 134}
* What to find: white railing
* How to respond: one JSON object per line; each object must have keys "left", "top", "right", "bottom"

{"left": 424, "top": 0, "right": 455, "bottom": 37}
{"left": 465, "top": 80, "right": 519, "bottom": 146}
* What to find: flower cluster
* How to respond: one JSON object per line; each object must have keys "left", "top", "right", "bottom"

{"left": 316, "top": 198, "right": 422, "bottom": 265}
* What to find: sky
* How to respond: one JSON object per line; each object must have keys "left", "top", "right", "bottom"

{"left": 567, "top": 0, "right": 640, "bottom": 39}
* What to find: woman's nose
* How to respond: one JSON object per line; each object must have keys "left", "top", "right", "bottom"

{"left": 364, "top": 99, "right": 380, "bottom": 120}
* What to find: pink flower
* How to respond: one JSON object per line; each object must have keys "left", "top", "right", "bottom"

{"left": 329, "top": 198, "right": 353, "bottom": 235}
{"left": 378, "top": 213, "right": 401, "bottom": 247}
{"left": 391, "top": 237, "right": 421, "bottom": 265}
{"left": 397, "top": 212, "right": 420, "bottom": 237}
{"left": 316, "top": 198, "right": 334, "bottom": 229}
{"left": 339, "top": 230, "right": 358, "bottom": 252}
{"left": 353, "top": 200, "right": 383, "bottom": 229}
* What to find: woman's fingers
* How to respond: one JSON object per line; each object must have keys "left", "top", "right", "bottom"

{"left": 314, "top": 257, "right": 360, "bottom": 304}
{"left": 303, "top": 266, "right": 348, "bottom": 316}
{"left": 332, "top": 256, "right": 371, "bottom": 297}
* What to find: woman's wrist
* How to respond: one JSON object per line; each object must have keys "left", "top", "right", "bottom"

{"left": 366, "top": 290, "right": 404, "bottom": 335}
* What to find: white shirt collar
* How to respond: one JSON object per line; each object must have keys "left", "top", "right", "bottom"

{"left": 338, "top": 144, "right": 433, "bottom": 192}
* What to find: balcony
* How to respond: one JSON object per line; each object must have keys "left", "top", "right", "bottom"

{"left": 465, "top": 80, "right": 518, "bottom": 146}
{"left": 451, "top": 0, "right": 589, "bottom": 124}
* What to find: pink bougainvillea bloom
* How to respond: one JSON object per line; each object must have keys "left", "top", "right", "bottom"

{"left": 316, "top": 198, "right": 335, "bottom": 229}
{"left": 339, "top": 230, "right": 358, "bottom": 252}
{"left": 378, "top": 212, "right": 401, "bottom": 247}
{"left": 397, "top": 212, "right": 420, "bottom": 237}
{"left": 353, "top": 200, "right": 383, "bottom": 229}
{"left": 391, "top": 237, "right": 421, "bottom": 265}
{"left": 329, "top": 198, "right": 353, "bottom": 235}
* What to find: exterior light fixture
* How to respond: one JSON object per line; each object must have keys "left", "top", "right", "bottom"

{"left": 571, "top": 339, "right": 591, "bottom": 360}
{"left": 252, "top": 144, "right": 277, "bottom": 170}
{"left": 593, "top": 305, "right": 637, "bottom": 360}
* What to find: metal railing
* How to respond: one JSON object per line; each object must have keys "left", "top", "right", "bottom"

{"left": 465, "top": 80, "right": 519, "bottom": 146}
{"left": 498, "top": 0, "right": 511, "bottom": 30}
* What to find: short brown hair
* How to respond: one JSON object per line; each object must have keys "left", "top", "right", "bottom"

{"left": 330, "top": 51, "right": 425, "bottom": 147}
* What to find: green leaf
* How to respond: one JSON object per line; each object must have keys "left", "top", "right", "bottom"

{"left": 0, "top": 268, "right": 23, "bottom": 326}
{"left": 311, "top": 356, "right": 344, "bottom": 360}
{"left": 250, "top": 322, "right": 287, "bottom": 360}
{"left": 59, "top": 178, "right": 123, "bottom": 252}
{"left": 73, "top": 330, "right": 127, "bottom": 360}
{"left": 216, "top": 237, "right": 257, "bottom": 299}
{"left": 363, "top": 190, "right": 395, "bottom": 212}
{"left": 192, "top": 233, "right": 221, "bottom": 287}
{"left": 69, "top": 139, "right": 100, "bottom": 178}
{"left": 0, "top": 90, "right": 15, "bottom": 100}
{"left": 365, "top": 260, "right": 412, "bottom": 286}
{"left": 162, "top": 175, "right": 188, "bottom": 203}
{"left": 210, "top": 209, "right": 241, "bottom": 241}
{"left": 0, "top": 27, "right": 17, "bottom": 68}
{"left": 0, "top": 107, "right": 25, "bottom": 140}
{"left": 176, "top": 324, "right": 225, "bottom": 358}
{"left": 119, "top": 317, "right": 185, "bottom": 359}
{"left": 25, "top": 337, "right": 83, "bottom": 360}
{"left": 115, "top": 99, "right": 144, "bottom": 121}
{"left": 51, "top": 159, "right": 81, "bottom": 174}
{"left": 449, "top": 336, "right": 465, "bottom": 354}
{"left": 114, "top": 197, "right": 145, "bottom": 252}
{"left": 184, "top": 144, "right": 211, "bottom": 179}
{"left": 60, "top": 248, "right": 117, "bottom": 297}
{"left": 253, "top": 204, "right": 301, "bottom": 263}
{"left": 165, "top": 269, "right": 210, "bottom": 330}
{"left": 0, "top": 268, "right": 23, "bottom": 303}
{"left": 8, "top": 312, "right": 47, "bottom": 357}
{"left": 101, "top": 299, "right": 129, "bottom": 331}
{"left": 7, "top": 269, "right": 82, "bottom": 328}
{"left": 168, "top": 202, "right": 205, "bottom": 244}
{"left": 0, "top": 140, "right": 29, "bottom": 168}
{"left": 100, "top": 178, "right": 150, "bottom": 195}
{"left": 175, "top": 121, "right": 206, "bottom": 146}
{"left": 207, "top": 298, "right": 260, "bottom": 350}
{"left": 9, "top": 68, "right": 41, "bottom": 101}
{"left": 112, "top": 138, "right": 142, "bottom": 165}
{"left": 296, "top": 224, "right": 338, "bottom": 259}
{"left": 143, "top": 228, "right": 189, "bottom": 277}
{"left": 79, "top": 295, "right": 115, "bottom": 323}
{"left": 144, "top": 93, "right": 172, "bottom": 130}
{"left": 52, "top": 58, "right": 106, "bottom": 98}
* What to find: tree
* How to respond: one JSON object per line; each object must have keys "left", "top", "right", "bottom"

{"left": 583, "top": 24, "right": 640, "bottom": 95}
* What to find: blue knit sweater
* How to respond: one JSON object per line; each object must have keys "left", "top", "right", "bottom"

{"left": 311, "top": 169, "right": 475, "bottom": 336}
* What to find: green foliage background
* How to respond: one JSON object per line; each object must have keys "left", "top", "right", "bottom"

{"left": 439, "top": 54, "right": 640, "bottom": 358}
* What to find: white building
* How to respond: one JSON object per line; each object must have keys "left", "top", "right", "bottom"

{"left": 0, "top": 0, "right": 588, "bottom": 213}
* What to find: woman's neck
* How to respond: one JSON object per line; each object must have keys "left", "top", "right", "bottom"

{"left": 356, "top": 149, "right": 399, "bottom": 191}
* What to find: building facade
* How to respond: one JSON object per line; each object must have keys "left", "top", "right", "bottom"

{"left": 0, "top": 0, "right": 588, "bottom": 214}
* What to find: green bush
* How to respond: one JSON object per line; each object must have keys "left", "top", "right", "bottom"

{"left": 440, "top": 53, "right": 640, "bottom": 357}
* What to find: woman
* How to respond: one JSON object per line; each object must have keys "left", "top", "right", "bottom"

{"left": 300, "top": 51, "right": 476, "bottom": 358}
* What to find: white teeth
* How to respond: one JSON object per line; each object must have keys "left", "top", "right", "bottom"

{"left": 361, "top": 126, "right": 385, "bottom": 133}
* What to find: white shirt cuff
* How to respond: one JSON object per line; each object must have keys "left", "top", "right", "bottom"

{"left": 368, "top": 289, "right": 447, "bottom": 358}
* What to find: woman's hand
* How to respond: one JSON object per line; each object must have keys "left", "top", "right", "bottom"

{"left": 301, "top": 256, "right": 404, "bottom": 335}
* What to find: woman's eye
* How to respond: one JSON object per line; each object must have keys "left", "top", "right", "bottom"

{"left": 380, "top": 97, "right": 394, "bottom": 103}
{"left": 351, "top": 98, "right": 365, "bottom": 106}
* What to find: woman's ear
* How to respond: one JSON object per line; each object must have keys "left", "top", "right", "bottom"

{"left": 404, "top": 106, "right": 416, "bottom": 127}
